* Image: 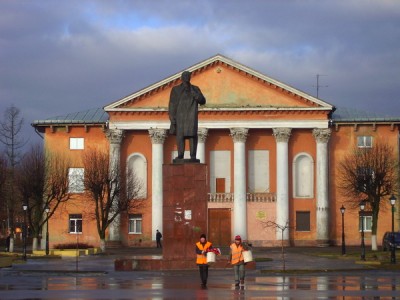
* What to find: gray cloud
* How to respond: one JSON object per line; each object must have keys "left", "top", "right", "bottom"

{"left": 1, "top": 0, "right": 399, "bottom": 146}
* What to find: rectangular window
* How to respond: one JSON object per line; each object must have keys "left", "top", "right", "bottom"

{"left": 296, "top": 211, "right": 311, "bottom": 231}
{"left": 359, "top": 214, "right": 372, "bottom": 232}
{"left": 128, "top": 214, "right": 142, "bottom": 234}
{"left": 357, "top": 136, "right": 372, "bottom": 148}
{"left": 70, "top": 138, "right": 84, "bottom": 150}
{"left": 69, "top": 214, "right": 82, "bottom": 234}
{"left": 68, "top": 168, "right": 84, "bottom": 193}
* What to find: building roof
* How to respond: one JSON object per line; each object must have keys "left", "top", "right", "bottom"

{"left": 31, "top": 107, "right": 108, "bottom": 126}
{"left": 332, "top": 107, "right": 400, "bottom": 123}
{"left": 32, "top": 106, "right": 400, "bottom": 127}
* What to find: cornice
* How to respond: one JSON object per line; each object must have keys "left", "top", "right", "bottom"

{"left": 109, "top": 119, "right": 329, "bottom": 130}
{"left": 106, "top": 107, "right": 331, "bottom": 112}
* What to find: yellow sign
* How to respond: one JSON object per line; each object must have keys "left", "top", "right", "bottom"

{"left": 256, "top": 211, "right": 266, "bottom": 220}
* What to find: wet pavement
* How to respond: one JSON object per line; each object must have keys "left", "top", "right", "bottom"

{"left": 0, "top": 247, "right": 399, "bottom": 299}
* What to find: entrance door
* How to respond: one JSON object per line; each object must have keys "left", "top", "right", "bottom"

{"left": 208, "top": 209, "right": 231, "bottom": 247}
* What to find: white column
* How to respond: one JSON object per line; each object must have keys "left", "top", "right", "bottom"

{"left": 106, "top": 129, "right": 125, "bottom": 241}
{"left": 197, "top": 128, "right": 208, "bottom": 163}
{"left": 230, "top": 128, "right": 249, "bottom": 239}
{"left": 273, "top": 128, "right": 292, "bottom": 241}
{"left": 148, "top": 128, "right": 167, "bottom": 241}
{"left": 313, "top": 128, "right": 331, "bottom": 244}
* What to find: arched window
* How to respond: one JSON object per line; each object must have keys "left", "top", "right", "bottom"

{"left": 293, "top": 153, "right": 314, "bottom": 198}
{"left": 127, "top": 153, "right": 147, "bottom": 199}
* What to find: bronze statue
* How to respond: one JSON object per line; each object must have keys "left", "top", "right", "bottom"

{"left": 169, "top": 71, "right": 206, "bottom": 161}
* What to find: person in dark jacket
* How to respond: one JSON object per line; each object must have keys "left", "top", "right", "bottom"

{"left": 169, "top": 71, "right": 206, "bottom": 160}
{"left": 195, "top": 233, "right": 212, "bottom": 288}
{"left": 156, "top": 230, "right": 162, "bottom": 248}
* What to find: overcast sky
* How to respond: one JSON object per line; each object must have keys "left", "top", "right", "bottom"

{"left": 1, "top": 0, "right": 400, "bottom": 146}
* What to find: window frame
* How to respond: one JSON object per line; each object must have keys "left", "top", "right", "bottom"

{"left": 128, "top": 214, "right": 142, "bottom": 234}
{"left": 359, "top": 213, "right": 372, "bottom": 232}
{"left": 357, "top": 136, "right": 373, "bottom": 148}
{"left": 69, "top": 137, "right": 84, "bottom": 150}
{"left": 69, "top": 214, "right": 82, "bottom": 234}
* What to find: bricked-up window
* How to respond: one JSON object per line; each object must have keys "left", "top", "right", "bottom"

{"left": 296, "top": 211, "right": 310, "bottom": 231}
{"left": 69, "top": 214, "right": 82, "bottom": 234}
{"left": 68, "top": 168, "right": 84, "bottom": 193}
{"left": 128, "top": 214, "right": 142, "bottom": 234}
{"left": 357, "top": 136, "right": 372, "bottom": 148}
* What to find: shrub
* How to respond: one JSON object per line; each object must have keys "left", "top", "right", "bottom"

{"left": 53, "top": 243, "right": 94, "bottom": 249}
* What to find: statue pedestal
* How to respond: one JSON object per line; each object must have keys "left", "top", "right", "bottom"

{"left": 162, "top": 163, "right": 208, "bottom": 263}
{"left": 114, "top": 163, "right": 258, "bottom": 270}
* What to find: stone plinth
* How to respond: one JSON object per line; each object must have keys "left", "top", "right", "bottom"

{"left": 163, "top": 163, "right": 208, "bottom": 262}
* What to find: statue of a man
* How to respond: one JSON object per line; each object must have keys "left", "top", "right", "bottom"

{"left": 169, "top": 71, "right": 206, "bottom": 161}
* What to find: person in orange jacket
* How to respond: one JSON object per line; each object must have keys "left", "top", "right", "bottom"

{"left": 195, "top": 233, "right": 212, "bottom": 288}
{"left": 228, "top": 235, "right": 249, "bottom": 287}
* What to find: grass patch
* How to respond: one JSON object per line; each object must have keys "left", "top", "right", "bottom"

{"left": 254, "top": 257, "right": 273, "bottom": 262}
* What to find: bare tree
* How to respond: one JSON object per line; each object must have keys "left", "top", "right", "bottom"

{"left": 16, "top": 144, "right": 72, "bottom": 250}
{"left": 338, "top": 141, "right": 398, "bottom": 251}
{"left": 260, "top": 220, "right": 290, "bottom": 271}
{"left": 0, "top": 153, "right": 8, "bottom": 236}
{"left": 0, "top": 105, "right": 26, "bottom": 252}
{"left": 82, "top": 147, "right": 144, "bottom": 251}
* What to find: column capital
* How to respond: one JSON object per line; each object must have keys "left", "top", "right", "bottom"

{"left": 273, "top": 128, "right": 292, "bottom": 143}
{"left": 148, "top": 128, "right": 167, "bottom": 144}
{"left": 312, "top": 128, "right": 331, "bottom": 143}
{"left": 106, "top": 129, "right": 124, "bottom": 144}
{"left": 230, "top": 128, "right": 249, "bottom": 143}
{"left": 197, "top": 128, "right": 209, "bottom": 143}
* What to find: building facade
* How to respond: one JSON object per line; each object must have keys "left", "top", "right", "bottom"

{"left": 33, "top": 55, "right": 399, "bottom": 248}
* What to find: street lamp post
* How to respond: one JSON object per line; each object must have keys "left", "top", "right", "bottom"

{"left": 360, "top": 200, "right": 366, "bottom": 261}
{"left": 22, "top": 202, "right": 28, "bottom": 261}
{"left": 389, "top": 194, "right": 397, "bottom": 264}
{"left": 340, "top": 205, "right": 346, "bottom": 255}
{"left": 45, "top": 206, "right": 50, "bottom": 255}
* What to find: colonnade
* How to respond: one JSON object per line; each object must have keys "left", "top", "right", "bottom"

{"left": 106, "top": 127, "right": 331, "bottom": 243}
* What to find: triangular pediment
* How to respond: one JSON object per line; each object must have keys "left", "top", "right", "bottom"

{"left": 104, "top": 54, "right": 333, "bottom": 112}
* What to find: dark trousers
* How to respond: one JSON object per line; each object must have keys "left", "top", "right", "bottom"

{"left": 198, "top": 264, "right": 209, "bottom": 285}
{"left": 176, "top": 136, "right": 198, "bottom": 159}
{"left": 156, "top": 239, "right": 162, "bottom": 248}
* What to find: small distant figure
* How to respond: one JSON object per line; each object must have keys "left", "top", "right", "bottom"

{"left": 228, "top": 235, "right": 249, "bottom": 287}
{"left": 156, "top": 230, "right": 162, "bottom": 248}
{"left": 195, "top": 233, "right": 212, "bottom": 288}
{"left": 5, "top": 234, "right": 10, "bottom": 252}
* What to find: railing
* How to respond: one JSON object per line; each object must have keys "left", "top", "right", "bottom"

{"left": 208, "top": 193, "right": 234, "bottom": 202}
{"left": 208, "top": 192, "right": 276, "bottom": 203}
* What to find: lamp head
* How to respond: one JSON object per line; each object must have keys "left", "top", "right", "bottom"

{"left": 390, "top": 194, "right": 397, "bottom": 206}
{"left": 359, "top": 200, "right": 366, "bottom": 211}
{"left": 340, "top": 205, "right": 346, "bottom": 214}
